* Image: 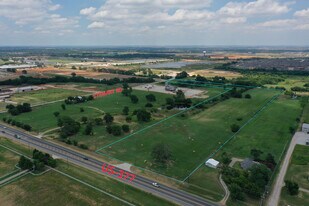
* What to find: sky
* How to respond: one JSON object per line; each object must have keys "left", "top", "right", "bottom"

{"left": 0, "top": 0, "right": 309, "bottom": 46}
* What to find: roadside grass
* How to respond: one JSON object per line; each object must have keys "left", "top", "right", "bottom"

{"left": 9, "top": 88, "right": 90, "bottom": 105}
{"left": 279, "top": 189, "right": 309, "bottom": 206}
{"left": 0, "top": 171, "right": 126, "bottom": 206}
{"left": 0, "top": 138, "right": 175, "bottom": 206}
{"left": 100, "top": 89, "right": 279, "bottom": 179}
{"left": 285, "top": 145, "right": 309, "bottom": 190}
{"left": 0, "top": 146, "right": 20, "bottom": 177}
{"left": 180, "top": 167, "right": 225, "bottom": 202}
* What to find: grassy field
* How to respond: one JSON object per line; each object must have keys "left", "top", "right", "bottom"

{"left": 0, "top": 146, "right": 20, "bottom": 177}
{"left": 218, "top": 96, "right": 302, "bottom": 161}
{"left": 100, "top": 88, "right": 279, "bottom": 179}
{"left": 0, "top": 90, "right": 173, "bottom": 132}
{"left": 279, "top": 190, "right": 309, "bottom": 206}
{"left": 285, "top": 145, "right": 309, "bottom": 190}
{"left": 0, "top": 102, "right": 8, "bottom": 112}
{"left": 9, "top": 88, "right": 90, "bottom": 104}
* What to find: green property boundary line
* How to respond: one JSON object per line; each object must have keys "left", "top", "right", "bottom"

{"left": 0, "top": 143, "right": 135, "bottom": 206}
{"left": 96, "top": 88, "right": 232, "bottom": 152}
{"left": 182, "top": 90, "right": 283, "bottom": 182}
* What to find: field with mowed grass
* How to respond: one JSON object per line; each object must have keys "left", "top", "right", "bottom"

{"left": 0, "top": 90, "right": 173, "bottom": 132}
{"left": 284, "top": 145, "right": 309, "bottom": 190}
{"left": 217, "top": 96, "right": 302, "bottom": 161}
{"left": 9, "top": 88, "right": 90, "bottom": 104}
{"left": 100, "top": 88, "right": 280, "bottom": 179}
{"left": 0, "top": 146, "right": 20, "bottom": 177}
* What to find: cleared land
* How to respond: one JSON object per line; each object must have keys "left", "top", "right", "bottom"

{"left": 9, "top": 88, "right": 90, "bottom": 104}
{"left": 100, "top": 88, "right": 280, "bottom": 179}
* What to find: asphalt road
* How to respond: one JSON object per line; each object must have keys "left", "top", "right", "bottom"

{"left": 0, "top": 124, "right": 216, "bottom": 206}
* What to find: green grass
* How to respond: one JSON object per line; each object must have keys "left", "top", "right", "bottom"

{"left": 0, "top": 102, "right": 8, "bottom": 112}
{"left": 0, "top": 90, "right": 172, "bottom": 132}
{"left": 0, "top": 146, "right": 20, "bottom": 177}
{"left": 285, "top": 145, "right": 309, "bottom": 190}
{"left": 100, "top": 88, "right": 279, "bottom": 179}
{"left": 279, "top": 189, "right": 309, "bottom": 206}
{"left": 218, "top": 96, "right": 302, "bottom": 161}
{"left": 0, "top": 171, "right": 126, "bottom": 206}
{"left": 10, "top": 88, "right": 90, "bottom": 104}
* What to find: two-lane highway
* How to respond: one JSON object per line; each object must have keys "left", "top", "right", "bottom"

{"left": 0, "top": 124, "right": 216, "bottom": 206}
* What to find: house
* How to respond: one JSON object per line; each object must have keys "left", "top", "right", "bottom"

{"left": 241, "top": 158, "right": 259, "bottom": 170}
{"left": 205, "top": 158, "right": 219, "bottom": 169}
{"left": 302, "top": 123, "right": 309, "bottom": 133}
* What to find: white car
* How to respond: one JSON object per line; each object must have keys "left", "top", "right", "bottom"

{"left": 152, "top": 182, "right": 159, "bottom": 187}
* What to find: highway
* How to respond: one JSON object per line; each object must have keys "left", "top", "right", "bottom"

{"left": 0, "top": 124, "right": 216, "bottom": 206}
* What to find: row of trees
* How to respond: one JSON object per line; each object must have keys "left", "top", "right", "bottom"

{"left": 6, "top": 103, "right": 32, "bottom": 116}
{"left": 2, "top": 117, "right": 32, "bottom": 131}
{"left": 64, "top": 95, "right": 94, "bottom": 104}
{"left": 165, "top": 90, "right": 192, "bottom": 109}
{"left": 18, "top": 149, "right": 57, "bottom": 172}
{"left": 0, "top": 75, "right": 155, "bottom": 87}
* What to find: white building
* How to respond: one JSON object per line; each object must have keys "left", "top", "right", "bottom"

{"left": 205, "top": 158, "right": 220, "bottom": 169}
{"left": 302, "top": 123, "right": 309, "bottom": 133}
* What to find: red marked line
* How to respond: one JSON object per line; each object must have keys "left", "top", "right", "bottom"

{"left": 101, "top": 163, "right": 136, "bottom": 182}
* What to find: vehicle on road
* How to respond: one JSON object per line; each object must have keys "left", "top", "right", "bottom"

{"left": 1, "top": 130, "right": 5, "bottom": 133}
{"left": 83, "top": 157, "right": 89, "bottom": 160}
{"left": 152, "top": 182, "right": 160, "bottom": 187}
{"left": 14, "top": 134, "right": 21, "bottom": 139}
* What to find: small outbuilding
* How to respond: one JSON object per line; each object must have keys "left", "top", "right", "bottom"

{"left": 205, "top": 158, "right": 220, "bottom": 169}
{"left": 302, "top": 123, "right": 309, "bottom": 133}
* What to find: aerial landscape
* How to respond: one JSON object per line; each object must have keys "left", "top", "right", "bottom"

{"left": 0, "top": 0, "right": 309, "bottom": 206}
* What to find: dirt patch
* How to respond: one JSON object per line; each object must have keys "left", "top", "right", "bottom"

{"left": 189, "top": 69, "right": 242, "bottom": 79}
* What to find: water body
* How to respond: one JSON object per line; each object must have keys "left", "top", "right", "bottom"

{"left": 142, "top": 61, "right": 213, "bottom": 69}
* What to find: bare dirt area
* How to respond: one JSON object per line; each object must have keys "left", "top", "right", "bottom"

{"left": 23, "top": 67, "right": 137, "bottom": 80}
{"left": 189, "top": 69, "right": 242, "bottom": 79}
{"left": 133, "top": 84, "right": 207, "bottom": 98}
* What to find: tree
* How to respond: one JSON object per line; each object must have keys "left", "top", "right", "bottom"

{"left": 230, "top": 124, "right": 240, "bottom": 133}
{"left": 130, "top": 95, "right": 139, "bottom": 104}
{"left": 122, "top": 106, "right": 129, "bottom": 115}
{"left": 53, "top": 111, "right": 60, "bottom": 117}
{"left": 285, "top": 180, "right": 299, "bottom": 195}
{"left": 175, "top": 71, "right": 189, "bottom": 79}
{"left": 84, "top": 123, "right": 93, "bottom": 135}
{"left": 122, "top": 125, "right": 130, "bottom": 133}
{"left": 221, "top": 152, "right": 232, "bottom": 165}
{"left": 145, "top": 103, "right": 153, "bottom": 107}
{"left": 18, "top": 156, "right": 33, "bottom": 170}
{"left": 265, "top": 153, "right": 276, "bottom": 169}
{"left": 34, "top": 160, "right": 45, "bottom": 171}
{"left": 71, "top": 72, "right": 76, "bottom": 77}
{"left": 136, "top": 109, "right": 151, "bottom": 122}
{"left": 94, "top": 118, "right": 103, "bottom": 125}
{"left": 122, "top": 83, "right": 132, "bottom": 96}
{"left": 80, "top": 107, "right": 84, "bottom": 112}
{"left": 81, "top": 116, "right": 88, "bottom": 124}
{"left": 61, "top": 104, "right": 66, "bottom": 110}
{"left": 230, "top": 183, "right": 245, "bottom": 200}
{"left": 146, "top": 94, "right": 156, "bottom": 102}
{"left": 23, "top": 124, "right": 32, "bottom": 131}
{"left": 248, "top": 164, "right": 270, "bottom": 189}
{"left": 245, "top": 94, "right": 252, "bottom": 99}
{"left": 251, "top": 149, "right": 263, "bottom": 161}
{"left": 151, "top": 143, "right": 172, "bottom": 165}
{"left": 104, "top": 113, "right": 114, "bottom": 124}
{"left": 58, "top": 116, "right": 81, "bottom": 138}
{"left": 111, "top": 125, "right": 122, "bottom": 136}
{"left": 22, "top": 70, "right": 27, "bottom": 74}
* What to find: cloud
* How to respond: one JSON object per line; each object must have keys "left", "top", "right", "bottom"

{"left": 219, "top": 0, "right": 290, "bottom": 17}
{"left": 257, "top": 19, "right": 295, "bottom": 27}
{"left": 80, "top": 7, "right": 96, "bottom": 15}
{"left": 88, "top": 21, "right": 105, "bottom": 29}
{"left": 294, "top": 8, "right": 309, "bottom": 18}
{"left": 49, "top": 4, "right": 61, "bottom": 11}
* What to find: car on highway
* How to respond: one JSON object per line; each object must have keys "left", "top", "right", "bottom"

{"left": 14, "top": 134, "right": 21, "bottom": 139}
{"left": 152, "top": 182, "right": 160, "bottom": 187}
{"left": 83, "top": 157, "right": 89, "bottom": 160}
{"left": 1, "top": 130, "right": 5, "bottom": 133}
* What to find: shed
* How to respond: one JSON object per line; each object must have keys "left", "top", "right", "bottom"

{"left": 302, "top": 123, "right": 309, "bottom": 133}
{"left": 205, "top": 158, "right": 219, "bottom": 169}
